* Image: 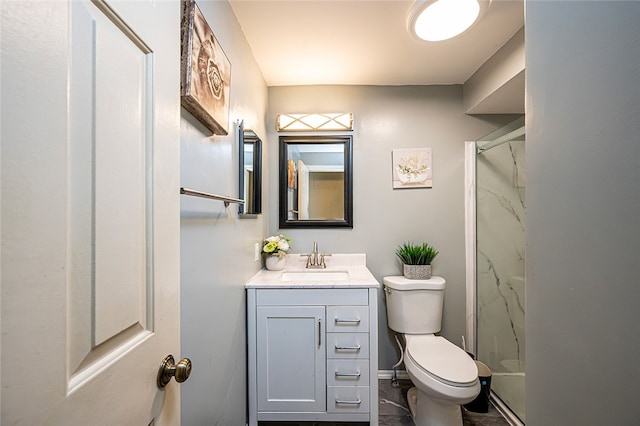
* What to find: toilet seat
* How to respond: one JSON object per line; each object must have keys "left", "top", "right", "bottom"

{"left": 405, "top": 335, "right": 478, "bottom": 387}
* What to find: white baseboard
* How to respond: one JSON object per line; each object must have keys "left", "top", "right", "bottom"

{"left": 378, "top": 369, "right": 410, "bottom": 380}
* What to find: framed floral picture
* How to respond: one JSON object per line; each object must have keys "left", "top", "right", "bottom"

{"left": 180, "top": 0, "right": 231, "bottom": 135}
{"left": 392, "top": 147, "right": 433, "bottom": 189}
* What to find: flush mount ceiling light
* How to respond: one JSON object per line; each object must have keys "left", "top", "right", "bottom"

{"left": 408, "top": 0, "right": 489, "bottom": 42}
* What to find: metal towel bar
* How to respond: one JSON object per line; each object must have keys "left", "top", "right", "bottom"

{"left": 180, "top": 187, "right": 244, "bottom": 207}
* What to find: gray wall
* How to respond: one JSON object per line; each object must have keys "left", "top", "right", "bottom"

{"left": 179, "top": 1, "right": 268, "bottom": 424}
{"left": 267, "top": 85, "right": 515, "bottom": 368}
{"left": 526, "top": 2, "right": 640, "bottom": 424}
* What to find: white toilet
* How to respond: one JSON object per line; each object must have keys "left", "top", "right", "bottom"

{"left": 383, "top": 276, "right": 480, "bottom": 426}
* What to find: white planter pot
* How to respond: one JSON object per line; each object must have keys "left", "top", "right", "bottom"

{"left": 265, "top": 255, "right": 286, "bottom": 271}
{"left": 403, "top": 264, "right": 431, "bottom": 280}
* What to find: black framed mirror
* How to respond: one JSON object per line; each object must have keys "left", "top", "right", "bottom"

{"left": 279, "top": 135, "right": 353, "bottom": 228}
{"left": 238, "top": 121, "right": 262, "bottom": 216}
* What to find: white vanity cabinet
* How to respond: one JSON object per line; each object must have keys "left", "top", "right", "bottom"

{"left": 246, "top": 272, "right": 379, "bottom": 426}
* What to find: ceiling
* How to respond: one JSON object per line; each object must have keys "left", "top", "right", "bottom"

{"left": 229, "top": 0, "right": 524, "bottom": 87}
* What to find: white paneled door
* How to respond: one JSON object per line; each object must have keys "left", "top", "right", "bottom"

{"left": 1, "top": 0, "right": 181, "bottom": 424}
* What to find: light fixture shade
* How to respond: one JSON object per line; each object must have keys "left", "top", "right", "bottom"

{"left": 408, "top": 0, "right": 489, "bottom": 42}
{"left": 276, "top": 113, "right": 353, "bottom": 132}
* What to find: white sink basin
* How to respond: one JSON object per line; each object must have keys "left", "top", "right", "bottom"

{"left": 281, "top": 270, "right": 350, "bottom": 282}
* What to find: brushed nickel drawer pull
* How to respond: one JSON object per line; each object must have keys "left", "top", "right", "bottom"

{"left": 335, "top": 344, "right": 361, "bottom": 351}
{"left": 335, "top": 398, "right": 361, "bottom": 405}
{"left": 334, "top": 318, "right": 361, "bottom": 324}
{"left": 335, "top": 371, "right": 361, "bottom": 377}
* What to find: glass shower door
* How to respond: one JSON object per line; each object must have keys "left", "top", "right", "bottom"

{"left": 476, "top": 117, "right": 526, "bottom": 422}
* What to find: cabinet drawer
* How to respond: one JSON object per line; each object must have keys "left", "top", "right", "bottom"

{"left": 256, "top": 289, "right": 368, "bottom": 306}
{"left": 327, "top": 359, "right": 370, "bottom": 386}
{"left": 326, "top": 306, "right": 369, "bottom": 333}
{"left": 327, "top": 386, "right": 370, "bottom": 414}
{"left": 327, "top": 333, "right": 369, "bottom": 359}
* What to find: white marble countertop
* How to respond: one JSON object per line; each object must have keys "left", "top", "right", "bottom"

{"left": 245, "top": 253, "right": 380, "bottom": 289}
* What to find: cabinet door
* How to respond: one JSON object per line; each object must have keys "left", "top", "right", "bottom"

{"left": 257, "top": 306, "right": 326, "bottom": 412}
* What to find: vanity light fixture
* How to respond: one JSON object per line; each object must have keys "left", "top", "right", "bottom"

{"left": 276, "top": 113, "right": 353, "bottom": 132}
{"left": 408, "top": 0, "right": 489, "bottom": 42}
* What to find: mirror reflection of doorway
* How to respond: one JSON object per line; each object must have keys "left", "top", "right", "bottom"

{"left": 303, "top": 168, "right": 344, "bottom": 220}
{"left": 237, "top": 121, "right": 263, "bottom": 216}
{"left": 297, "top": 160, "right": 309, "bottom": 219}
{"left": 293, "top": 161, "right": 344, "bottom": 220}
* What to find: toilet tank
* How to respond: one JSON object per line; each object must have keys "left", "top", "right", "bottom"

{"left": 383, "top": 276, "right": 446, "bottom": 334}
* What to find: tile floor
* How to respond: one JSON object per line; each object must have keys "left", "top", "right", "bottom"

{"left": 379, "top": 379, "right": 510, "bottom": 426}
{"left": 259, "top": 379, "right": 510, "bottom": 426}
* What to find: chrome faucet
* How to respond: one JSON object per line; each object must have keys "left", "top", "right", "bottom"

{"left": 302, "top": 241, "right": 331, "bottom": 268}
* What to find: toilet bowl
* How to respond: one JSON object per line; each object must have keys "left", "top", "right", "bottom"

{"left": 404, "top": 335, "right": 480, "bottom": 426}
{"left": 383, "top": 276, "right": 480, "bottom": 426}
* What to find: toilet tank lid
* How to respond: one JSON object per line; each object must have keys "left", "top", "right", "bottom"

{"left": 383, "top": 275, "right": 445, "bottom": 290}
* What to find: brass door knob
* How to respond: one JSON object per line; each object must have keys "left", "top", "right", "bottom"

{"left": 157, "top": 354, "right": 192, "bottom": 389}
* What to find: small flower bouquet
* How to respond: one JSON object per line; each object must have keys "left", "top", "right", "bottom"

{"left": 262, "top": 234, "right": 291, "bottom": 258}
{"left": 396, "top": 153, "right": 428, "bottom": 183}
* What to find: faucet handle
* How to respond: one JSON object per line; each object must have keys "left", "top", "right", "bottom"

{"left": 300, "top": 253, "right": 313, "bottom": 268}
{"left": 319, "top": 254, "right": 332, "bottom": 268}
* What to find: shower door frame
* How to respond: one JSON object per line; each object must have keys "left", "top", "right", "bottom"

{"left": 464, "top": 141, "right": 477, "bottom": 355}
{"left": 464, "top": 141, "right": 525, "bottom": 426}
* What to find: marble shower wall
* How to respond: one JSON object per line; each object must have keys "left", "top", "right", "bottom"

{"left": 476, "top": 139, "right": 526, "bottom": 374}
